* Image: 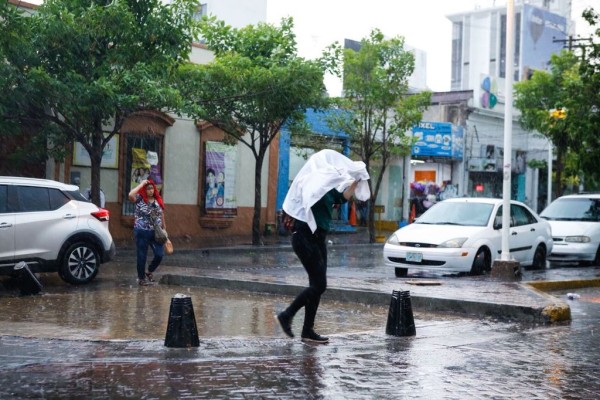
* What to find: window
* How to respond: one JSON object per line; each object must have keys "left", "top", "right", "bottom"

{"left": 0, "top": 185, "right": 6, "bottom": 213}
{"left": 17, "top": 186, "right": 50, "bottom": 212}
{"left": 451, "top": 22, "right": 463, "bottom": 89}
{"left": 49, "top": 189, "right": 70, "bottom": 210}
{"left": 122, "top": 135, "right": 162, "bottom": 216}
{"left": 511, "top": 204, "right": 536, "bottom": 226}
{"left": 193, "top": 3, "right": 207, "bottom": 21}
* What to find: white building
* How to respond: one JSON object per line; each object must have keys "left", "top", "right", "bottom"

{"left": 446, "top": 0, "right": 573, "bottom": 211}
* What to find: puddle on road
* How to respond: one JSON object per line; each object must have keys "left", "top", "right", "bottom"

{"left": 0, "top": 273, "right": 391, "bottom": 341}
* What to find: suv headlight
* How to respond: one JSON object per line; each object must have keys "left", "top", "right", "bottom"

{"left": 438, "top": 237, "right": 468, "bottom": 248}
{"left": 565, "top": 236, "right": 591, "bottom": 243}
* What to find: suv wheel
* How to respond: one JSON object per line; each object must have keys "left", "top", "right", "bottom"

{"left": 59, "top": 242, "right": 100, "bottom": 284}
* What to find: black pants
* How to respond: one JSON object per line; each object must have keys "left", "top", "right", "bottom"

{"left": 284, "top": 222, "right": 328, "bottom": 331}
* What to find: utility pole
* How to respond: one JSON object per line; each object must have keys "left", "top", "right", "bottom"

{"left": 553, "top": 35, "right": 594, "bottom": 58}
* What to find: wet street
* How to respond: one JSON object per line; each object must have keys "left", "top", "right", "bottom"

{"left": 1, "top": 240, "right": 600, "bottom": 398}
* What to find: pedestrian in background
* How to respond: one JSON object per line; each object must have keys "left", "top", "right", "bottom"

{"left": 128, "top": 179, "right": 166, "bottom": 286}
{"left": 277, "top": 150, "right": 370, "bottom": 344}
{"left": 83, "top": 187, "right": 105, "bottom": 208}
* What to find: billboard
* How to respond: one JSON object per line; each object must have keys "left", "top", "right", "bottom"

{"left": 521, "top": 5, "right": 567, "bottom": 75}
{"left": 411, "top": 122, "right": 463, "bottom": 160}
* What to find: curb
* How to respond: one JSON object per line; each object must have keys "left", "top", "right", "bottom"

{"left": 527, "top": 278, "right": 600, "bottom": 292}
{"left": 160, "top": 273, "right": 569, "bottom": 325}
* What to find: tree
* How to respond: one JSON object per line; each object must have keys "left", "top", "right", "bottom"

{"left": 178, "top": 17, "right": 335, "bottom": 245}
{"left": 515, "top": 7, "right": 600, "bottom": 196}
{"left": 0, "top": 0, "right": 199, "bottom": 206}
{"left": 575, "top": 8, "right": 600, "bottom": 188}
{"left": 0, "top": 1, "right": 49, "bottom": 176}
{"left": 327, "top": 29, "right": 431, "bottom": 243}
{"left": 514, "top": 51, "right": 586, "bottom": 198}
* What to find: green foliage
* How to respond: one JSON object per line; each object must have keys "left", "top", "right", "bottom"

{"left": 178, "top": 17, "right": 333, "bottom": 244}
{"left": 0, "top": 0, "right": 199, "bottom": 203}
{"left": 527, "top": 159, "right": 547, "bottom": 169}
{"left": 514, "top": 7, "right": 600, "bottom": 195}
{"left": 576, "top": 8, "right": 600, "bottom": 183}
{"left": 327, "top": 29, "right": 431, "bottom": 241}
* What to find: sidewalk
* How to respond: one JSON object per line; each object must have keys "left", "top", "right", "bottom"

{"left": 110, "top": 227, "right": 600, "bottom": 324}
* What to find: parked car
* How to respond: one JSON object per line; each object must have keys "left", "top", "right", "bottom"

{"left": 539, "top": 193, "right": 600, "bottom": 265}
{"left": 383, "top": 197, "right": 553, "bottom": 277}
{"left": 0, "top": 177, "right": 116, "bottom": 284}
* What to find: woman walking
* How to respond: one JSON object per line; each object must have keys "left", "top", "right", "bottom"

{"left": 128, "top": 179, "right": 166, "bottom": 286}
{"left": 277, "top": 150, "right": 370, "bottom": 344}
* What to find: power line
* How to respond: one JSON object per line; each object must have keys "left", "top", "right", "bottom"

{"left": 553, "top": 35, "right": 595, "bottom": 58}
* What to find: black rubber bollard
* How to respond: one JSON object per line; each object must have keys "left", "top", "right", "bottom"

{"left": 385, "top": 290, "right": 416, "bottom": 337}
{"left": 164, "top": 294, "right": 200, "bottom": 348}
{"left": 13, "top": 261, "right": 42, "bottom": 296}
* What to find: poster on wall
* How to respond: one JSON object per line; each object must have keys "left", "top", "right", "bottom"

{"left": 72, "top": 134, "right": 119, "bottom": 168}
{"left": 131, "top": 148, "right": 163, "bottom": 191}
{"left": 205, "top": 141, "right": 236, "bottom": 211}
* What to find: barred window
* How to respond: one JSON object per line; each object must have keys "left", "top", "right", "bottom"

{"left": 121, "top": 134, "right": 162, "bottom": 216}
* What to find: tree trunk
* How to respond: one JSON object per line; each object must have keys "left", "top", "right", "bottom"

{"left": 555, "top": 146, "right": 564, "bottom": 199}
{"left": 89, "top": 132, "right": 104, "bottom": 207}
{"left": 367, "top": 197, "right": 376, "bottom": 243}
{"left": 252, "top": 153, "right": 264, "bottom": 245}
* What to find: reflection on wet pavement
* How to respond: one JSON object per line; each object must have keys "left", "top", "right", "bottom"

{"left": 0, "top": 268, "right": 395, "bottom": 341}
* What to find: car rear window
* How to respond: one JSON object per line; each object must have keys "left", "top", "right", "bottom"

{"left": 49, "top": 189, "right": 70, "bottom": 209}
{"left": 66, "top": 190, "right": 89, "bottom": 202}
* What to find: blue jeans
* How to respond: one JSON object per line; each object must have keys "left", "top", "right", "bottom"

{"left": 134, "top": 228, "right": 164, "bottom": 280}
{"left": 284, "top": 222, "right": 328, "bottom": 331}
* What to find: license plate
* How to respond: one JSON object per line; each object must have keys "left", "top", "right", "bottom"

{"left": 406, "top": 252, "right": 423, "bottom": 263}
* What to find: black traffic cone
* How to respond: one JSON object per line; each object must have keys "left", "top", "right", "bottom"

{"left": 164, "top": 294, "right": 200, "bottom": 347}
{"left": 13, "top": 261, "right": 42, "bottom": 296}
{"left": 385, "top": 290, "right": 416, "bottom": 337}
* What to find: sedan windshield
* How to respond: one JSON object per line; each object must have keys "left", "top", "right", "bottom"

{"left": 540, "top": 198, "right": 600, "bottom": 222}
{"left": 415, "top": 202, "right": 494, "bottom": 227}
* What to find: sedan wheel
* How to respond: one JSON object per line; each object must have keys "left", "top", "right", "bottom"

{"left": 59, "top": 242, "right": 100, "bottom": 284}
{"left": 530, "top": 245, "right": 547, "bottom": 270}
{"left": 470, "top": 248, "right": 491, "bottom": 275}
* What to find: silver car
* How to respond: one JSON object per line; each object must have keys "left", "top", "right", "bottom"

{"left": 0, "top": 177, "right": 116, "bottom": 284}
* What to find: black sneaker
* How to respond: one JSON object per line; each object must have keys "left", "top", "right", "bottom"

{"left": 301, "top": 329, "right": 329, "bottom": 344}
{"left": 276, "top": 313, "right": 294, "bottom": 338}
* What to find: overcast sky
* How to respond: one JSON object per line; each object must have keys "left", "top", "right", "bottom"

{"left": 268, "top": 0, "right": 598, "bottom": 94}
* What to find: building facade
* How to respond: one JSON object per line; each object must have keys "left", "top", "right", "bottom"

{"left": 447, "top": 0, "right": 572, "bottom": 211}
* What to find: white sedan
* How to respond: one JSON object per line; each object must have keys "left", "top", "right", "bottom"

{"left": 383, "top": 198, "right": 553, "bottom": 277}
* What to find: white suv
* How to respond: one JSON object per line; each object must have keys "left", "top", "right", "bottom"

{"left": 540, "top": 193, "right": 600, "bottom": 265}
{"left": 0, "top": 177, "right": 116, "bottom": 284}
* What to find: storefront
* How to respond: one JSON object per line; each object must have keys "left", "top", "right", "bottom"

{"left": 408, "top": 122, "right": 464, "bottom": 221}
